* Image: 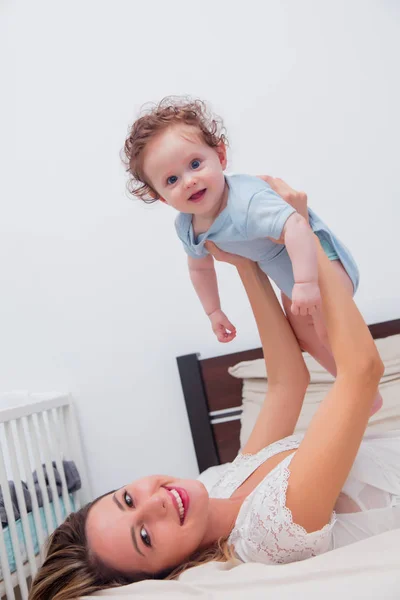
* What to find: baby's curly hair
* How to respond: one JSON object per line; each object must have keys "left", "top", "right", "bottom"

{"left": 122, "top": 96, "right": 228, "bottom": 203}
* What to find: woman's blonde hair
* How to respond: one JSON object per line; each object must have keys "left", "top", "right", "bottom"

{"left": 29, "top": 495, "right": 236, "bottom": 599}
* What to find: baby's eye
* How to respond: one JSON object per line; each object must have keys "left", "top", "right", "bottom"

{"left": 191, "top": 159, "right": 201, "bottom": 169}
{"left": 167, "top": 175, "right": 178, "bottom": 185}
{"left": 123, "top": 491, "right": 134, "bottom": 508}
{"left": 140, "top": 526, "right": 152, "bottom": 547}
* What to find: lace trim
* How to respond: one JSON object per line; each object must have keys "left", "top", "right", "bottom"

{"left": 228, "top": 455, "right": 337, "bottom": 565}
{"left": 210, "top": 435, "right": 302, "bottom": 499}
{"left": 280, "top": 463, "right": 337, "bottom": 538}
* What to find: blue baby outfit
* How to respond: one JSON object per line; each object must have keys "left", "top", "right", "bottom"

{"left": 175, "top": 174, "right": 359, "bottom": 298}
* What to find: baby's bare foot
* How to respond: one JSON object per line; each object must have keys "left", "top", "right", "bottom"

{"left": 370, "top": 392, "right": 383, "bottom": 416}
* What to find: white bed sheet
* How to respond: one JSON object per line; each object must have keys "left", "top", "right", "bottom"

{"left": 88, "top": 527, "right": 400, "bottom": 599}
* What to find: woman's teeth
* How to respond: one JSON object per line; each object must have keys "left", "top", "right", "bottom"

{"left": 170, "top": 488, "right": 185, "bottom": 522}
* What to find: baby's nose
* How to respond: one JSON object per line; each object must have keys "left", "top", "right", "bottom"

{"left": 185, "top": 174, "right": 197, "bottom": 188}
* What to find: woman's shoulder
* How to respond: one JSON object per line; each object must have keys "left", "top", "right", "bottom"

{"left": 228, "top": 449, "right": 336, "bottom": 565}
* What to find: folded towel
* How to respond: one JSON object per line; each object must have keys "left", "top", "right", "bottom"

{"left": 0, "top": 481, "right": 30, "bottom": 525}
{"left": 1, "top": 460, "right": 81, "bottom": 526}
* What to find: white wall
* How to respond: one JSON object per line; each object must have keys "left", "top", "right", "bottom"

{"left": 1, "top": 0, "right": 399, "bottom": 497}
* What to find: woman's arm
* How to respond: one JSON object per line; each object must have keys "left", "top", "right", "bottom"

{"left": 206, "top": 243, "right": 310, "bottom": 452}
{"left": 239, "top": 263, "right": 311, "bottom": 452}
{"left": 286, "top": 239, "right": 384, "bottom": 532}
{"left": 205, "top": 179, "right": 313, "bottom": 450}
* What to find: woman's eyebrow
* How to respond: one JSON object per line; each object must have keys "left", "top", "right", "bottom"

{"left": 113, "top": 493, "right": 124, "bottom": 511}
{"left": 131, "top": 527, "right": 145, "bottom": 557}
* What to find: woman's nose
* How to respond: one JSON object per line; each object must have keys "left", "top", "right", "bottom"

{"left": 138, "top": 493, "right": 167, "bottom": 521}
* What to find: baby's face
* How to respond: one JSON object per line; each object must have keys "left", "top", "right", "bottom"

{"left": 142, "top": 124, "right": 227, "bottom": 217}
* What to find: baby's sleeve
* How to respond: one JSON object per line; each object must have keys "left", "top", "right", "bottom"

{"left": 245, "top": 187, "right": 296, "bottom": 241}
{"left": 179, "top": 237, "right": 209, "bottom": 259}
{"left": 174, "top": 214, "right": 208, "bottom": 259}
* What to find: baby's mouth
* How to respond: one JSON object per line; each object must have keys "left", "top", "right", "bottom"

{"left": 189, "top": 189, "right": 206, "bottom": 202}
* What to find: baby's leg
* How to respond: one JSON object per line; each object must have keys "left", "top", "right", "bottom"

{"left": 282, "top": 264, "right": 383, "bottom": 416}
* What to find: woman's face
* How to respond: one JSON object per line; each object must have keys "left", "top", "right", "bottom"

{"left": 86, "top": 475, "right": 210, "bottom": 575}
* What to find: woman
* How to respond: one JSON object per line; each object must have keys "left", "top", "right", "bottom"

{"left": 29, "top": 178, "right": 400, "bottom": 600}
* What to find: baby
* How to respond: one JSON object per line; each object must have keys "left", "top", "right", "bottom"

{"left": 123, "top": 97, "right": 382, "bottom": 415}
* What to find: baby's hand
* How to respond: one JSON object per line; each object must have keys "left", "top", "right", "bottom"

{"left": 291, "top": 282, "right": 321, "bottom": 316}
{"left": 208, "top": 309, "right": 236, "bottom": 343}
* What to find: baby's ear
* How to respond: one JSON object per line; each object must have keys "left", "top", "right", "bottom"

{"left": 148, "top": 188, "right": 165, "bottom": 202}
{"left": 216, "top": 142, "right": 227, "bottom": 169}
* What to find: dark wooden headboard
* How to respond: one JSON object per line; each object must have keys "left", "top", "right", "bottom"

{"left": 177, "top": 319, "right": 400, "bottom": 473}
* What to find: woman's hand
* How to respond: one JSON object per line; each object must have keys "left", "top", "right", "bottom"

{"left": 205, "top": 241, "right": 252, "bottom": 268}
{"left": 257, "top": 175, "right": 309, "bottom": 223}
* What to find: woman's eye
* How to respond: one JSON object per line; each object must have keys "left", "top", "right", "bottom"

{"left": 167, "top": 175, "right": 178, "bottom": 185}
{"left": 140, "top": 526, "right": 152, "bottom": 547}
{"left": 191, "top": 159, "right": 200, "bottom": 169}
{"left": 123, "top": 491, "right": 134, "bottom": 508}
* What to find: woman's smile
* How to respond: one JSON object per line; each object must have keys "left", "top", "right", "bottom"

{"left": 164, "top": 486, "right": 190, "bottom": 524}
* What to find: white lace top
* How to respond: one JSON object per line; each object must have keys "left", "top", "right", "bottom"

{"left": 209, "top": 433, "right": 337, "bottom": 565}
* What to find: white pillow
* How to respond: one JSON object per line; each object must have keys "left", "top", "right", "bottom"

{"left": 229, "top": 334, "right": 400, "bottom": 448}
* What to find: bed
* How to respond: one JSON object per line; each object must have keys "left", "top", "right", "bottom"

{"left": 0, "top": 393, "right": 91, "bottom": 600}
{"left": 87, "top": 318, "right": 400, "bottom": 599}
{"left": 177, "top": 318, "right": 400, "bottom": 471}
